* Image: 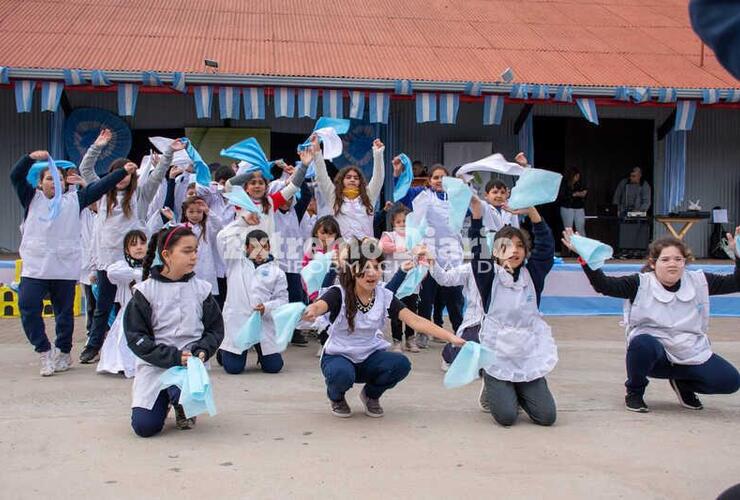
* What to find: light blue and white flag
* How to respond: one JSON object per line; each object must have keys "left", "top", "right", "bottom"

{"left": 510, "top": 83, "right": 529, "bottom": 100}
{"left": 439, "top": 93, "right": 459, "bottom": 124}
{"left": 483, "top": 95, "right": 504, "bottom": 125}
{"left": 576, "top": 98, "right": 599, "bottom": 125}
{"left": 243, "top": 87, "right": 265, "bottom": 119}
{"left": 554, "top": 85, "right": 573, "bottom": 102}
{"left": 702, "top": 88, "right": 720, "bottom": 104}
{"left": 725, "top": 89, "right": 740, "bottom": 103}
{"left": 63, "top": 69, "right": 85, "bottom": 86}
{"left": 171, "top": 72, "right": 187, "bottom": 93}
{"left": 531, "top": 84, "right": 550, "bottom": 100}
{"left": 614, "top": 86, "right": 630, "bottom": 101}
{"left": 193, "top": 85, "right": 213, "bottom": 119}
{"left": 395, "top": 79, "right": 413, "bottom": 95}
{"left": 657, "top": 88, "right": 678, "bottom": 103}
{"left": 415, "top": 93, "right": 437, "bottom": 123}
{"left": 274, "top": 87, "right": 295, "bottom": 118}
{"left": 322, "top": 89, "right": 344, "bottom": 118}
{"left": 0, "top": 66, "right": 9, "bottom": 84}
{"left": 219, "top": 86, "right": 240, "bottom": 119}
{"left": 369, "top": 92, "right": 390, "bottom": 124}
{"left": 630, "top": 87, "right": 650, "bottom": 103}
{"left": 464, "top": 82, "right": 482, "bottom": 96}
{"left": 349, "top": 90, "right": 365, "bottom": 119}
{"left": 40, "top": 81, "right": 64, "bottom": 112}
{"left": 14, "top": 80, "right": 35, "bottom": 113}
{"left": 297, "top": 88, "right": 318, "bottom": 118}
{"left": 116, "top": 83, "right": 139, "bottom": 116}
{"left": 91, "top": 70, "right": 111, "bottom": 86}
{"left": 142, "top": 71, "right": 162, "bottom": 86}
{"left": 674, "top": 100, "right": 696, "bottom": 131}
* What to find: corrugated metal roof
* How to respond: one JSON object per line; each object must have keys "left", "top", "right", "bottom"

{"left": 0, "top": 0, "right": 737, "bottom": 88}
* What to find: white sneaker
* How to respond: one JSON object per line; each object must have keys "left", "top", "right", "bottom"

{"left": 39, "top": 350, "right": 55, "bottom": 377}
{"left": 52, "top": 347, "right": 71, "bottom": 372}
{"left": 416, "top": 334, "right": 429, "bottom": 349}
{"left": 390, "top": 340, "right": 403, "bottom": 352}
{"left": 440, "top": 359, "right": 450, "bottom": 372}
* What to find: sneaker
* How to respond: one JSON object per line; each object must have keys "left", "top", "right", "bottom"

{"left": 39, "top": 350, "right": 55, "bottom": 377}
{"left": 52, "top": 348, "right": 71, "bottom": 372}
{"left": 669, "top": 379, "right": 703, "bottom": 410}
{"left": 416, "top": 334, "right": 429, "bottom": 349}
{"left": 359, "top": 388, "right": 384, "bottom": 418}
{"left": 330, "top": 398, "right": 352, "bottom": 418}
{"left": 440, "top": 359, "right": 450, "bottom": 372}
{"left": 404, "top": 337, "right": 420, "bottom": 353}
{"left": 174, "top": 404, "right": 196, "bottom": 430}
{"left": 625, "top": 393, "right": 649, "bottom": 413}
{"left": 390, "top": 340, "right": 403, "bottom": 353}
{"left": 478, "top": 378, "right": 491, "bottom": 413}
{"left": 79, "top": 345, "right": 100, "bottom": 364}
{"left": 291, "top": 331, "right": 309, "bottom": 347}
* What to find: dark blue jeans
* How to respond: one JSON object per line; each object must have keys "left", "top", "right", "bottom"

{"left": 87, "top": 270, "right": 117, "bottom": 349}
{"left": 626, "top": 334, "right": 740, "bottom": 396}
{"left": 221, "top": 345, "right": 284, "bottom": 374}
{"left": 18, "top": 277, "right": 76, "bottom": 353}
{"left": 418, "top": 273, "right": 463, "bottom": 332}
{"left": 131, "top": 386, "right": 181, "bottom": 438}
{"left": 321, "top": 350, "right": 412, "bottom": 401}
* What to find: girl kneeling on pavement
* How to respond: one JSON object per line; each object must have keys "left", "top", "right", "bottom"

{"left": 302, "top": 237, "right": 465, "bottom": 418}
{"left": 124, "top": 225, "right": 224, "bottom": 437}
{"left": 563, "top": 227, "right": 740, "bottom": 413}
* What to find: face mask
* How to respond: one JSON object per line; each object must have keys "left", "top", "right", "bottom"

{"left": 343, "top": 187, "right": 360, "bottom": 199}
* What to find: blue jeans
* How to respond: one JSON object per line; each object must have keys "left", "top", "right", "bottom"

{"left": 221, "top": 345, "right": 284, "bottom": 374}
{"left": 626, "top": 334, "right": 740, "bottom": 396}
{"left": 418, "top": 273, "right": 463, "bottom": 332}
{"left": 18, "top": 277, "right": 76, "bottom": 353}
{"left": 321, "top": 350, "right": 412, "bottom": 401}
{"left": 131, "top": 386, "right": 181, "bottom": 438}
{"left": 87, "top": 270, "right": 117, "bottom": 349}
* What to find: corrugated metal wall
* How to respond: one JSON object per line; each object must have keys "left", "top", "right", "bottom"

{"left": 1, "top": 88, "right": 738, "bottom": 257}
{"left": 0, "top": 89, "right": 50, "bottom": 252}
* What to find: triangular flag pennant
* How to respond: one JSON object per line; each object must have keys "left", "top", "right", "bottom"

{"left": 91, "top": 70, "right": 111, "bottom": 86}
{"left": 14, "top": 80, "right": 35, "bottom": 112}
{"left": 674, "top": 100, "right": 697, "bottom": 131}
{"left": 40, "top": 81, "right": 64, "bottom": 112}
{"left": 117, "top": 83, "right": 139, "bottom": 116}
{"left": 576, "top": 98, "right": 599, "bottom": 125}
{"left": 394, "top": 79, "right": 413, "bottom": 95}
{"left": 464, "top": 82, "right": 482, "bottom": 96}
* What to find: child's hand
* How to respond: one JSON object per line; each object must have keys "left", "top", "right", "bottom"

{"left": 449, "top": 335, "right": 466, "bottom": 347}
{"left": 310, "top": 134, "right": 321, "bottom": 154}
{"left": 94, "top": 129, "right": 112, "bottom": 148}
{"left": 124, "top": 162, "right": 137, "bottom": 175}
{"left": 392, "top": 156, "right": 404, "bottom": 177}
{"left": 181, "top": 350, "right": 192, "bottom": 366}
{"left": 470, "top": 195, "right": 482, "bottom": 219}
{"left": 726, "top": 226, "right": 740, "bottom": 257}
{"left": 198, "top": 351, "right": 205, "bottom": 361}
{"left": 65, "top": 174, "right": 87, "bottom": 187}
{"left": 161, "top": 207, "right": 174, "bottom": 221}
{"left": 243, "top": 212, "right": 260, "bottom": 225}
{"left": 302, "top": 304, "right": 320, "bottom": 323}
{"left": 514, "top": 152, "right": 528, "bottom": 167}
{"left": 170, "top": 139, "right": 187, "bottom": 151}
{"left": 384, "top": 201, "right": 393, "bottom": 211}
{"left": 169, "top": 166, "right": 183, "bottom": 179}
{"left": 29, "top": 150, "right": 49, "bottom": 161}
{"left": 254, "top": 303, "right": 265, "bottom": 314}
{"left": 372, "top": 139, "right": 385, "bottom": 151}
{"left": 561, "top": 228, "right": 578, "bottom": 253}
{"left": 400, "top": 260, "right": 414, "bottom": 272}
{"left": 298, "top": 148, "right": 313, "bottom": 165}
{"left": 501, "top": 203, "right": 529, "bottom": 216}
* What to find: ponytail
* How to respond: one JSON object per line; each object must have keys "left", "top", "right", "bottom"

{"left": 141, "top": 230, "right": 161, "bottom": 281}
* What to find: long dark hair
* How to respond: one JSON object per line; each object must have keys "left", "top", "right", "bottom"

{"left": 337, "top": 237, "right": 384, "bottom": 332}
{"left": 142, "top": 225, "right": 196, "bottom": 280}
{"left": 641, "top": 236, "right": 694, "bottom": 273}
{"left": 563, "top": 167, "right": 581, "bottom": 188}
{"left": 181, "top": 195, "right": 208, "bottom": 242}
{"left": 106, "top": 158, "right": 137, "bottom": 218}
{"left": 311, "top": 215, "right": 342, "bottom": 253}
{"left": 333, "top": 166, "right": 373, "bottom": 216}
{"left": 243, "top": 171, "right": 271, "bottom": 215}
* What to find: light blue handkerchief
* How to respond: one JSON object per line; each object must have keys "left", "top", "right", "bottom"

{"left": 179, "top": 138, "right": 212, "bottom": 187}
{"left": 396, "top": 264, "right": 428, "bottom": 299}
{"left": 442, "top": 176, "right": 472, "bottom": 233}
{"left": 300, "top": 250, "right": 334, "bottom": 296}
{"left": 443, "top": 341, "right": 496, "bottom": 389}
{"left": 221, "top": 137, "right": 274, "bottom": 181}
{"left": 507, "top": 168, "right": 563, "bottom": 210}
{"left": 570, "top": 234, "right": 613, "bottom": 270}
{"left": 159, "top": 357, "right": 217, "bottom": 418}
{"left": 272, "top": 302, "right": 307, "bottom": 353}
{"left": 235, "top": 310, "right": 263, "bottom": 351}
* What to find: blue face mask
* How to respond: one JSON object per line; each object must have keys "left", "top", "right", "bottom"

{"left": 443, "top": 341, "right": 496, "bottom": 389}
{"left": 570, "top": 234, "right": 613, "bottom": 270}
{"left": 272, "top": 302, "right": 307, "bottom": 352}
{"left": 396, "top": 264, "right": 428, "bottom": 299}
{"left": 508, "top": 168, "right": 563, "bottom": 210}
{"left": 234, "top": 310, "right": 263, "bottom": 351}
{"left": 300, "top": 250, "right": 334, "bottom": 296}
{"left": 159, "top": 357, "right": 217, "bottom": 418}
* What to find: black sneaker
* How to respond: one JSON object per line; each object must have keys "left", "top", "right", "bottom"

{"left": 359, "top": 388, "right": 384, "bottom": 418}
{"left": 330, "top": 398, "right": 352, "bottom": 418}
{"left": 669, "top": 379, "right": 703, "bottom": 410}
{"left": 79, "top": 345, "right": 100, "bottom": 364}
{"left": 291, "top": 331, "right": 309, "bottom": 347}
{"left": 625, "top": 393, "right": 649, "bottom": 413}
{"left": 173, "top": 404, "right": 196, "bottom": 429}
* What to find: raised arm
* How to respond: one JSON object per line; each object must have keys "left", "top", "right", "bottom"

{"left": 705, "top": 227, "right": 740, "bottom": 295}
{"left": 75, "top": 167, "right": 129, "bottom": 210}
{"left": 310, "top": 146, "right": 337, "bottom": 209}
{"left": 79, "top": 129, "right": 112, "bottom": 184}
{"left": 139, "top": 140, "right": 180, "bottom": 209}
{"left": 366, "top": 139, "right": 386, "bottom": 204}
{"left": 10, "top": 152, "right": 43, "bottom": 211}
